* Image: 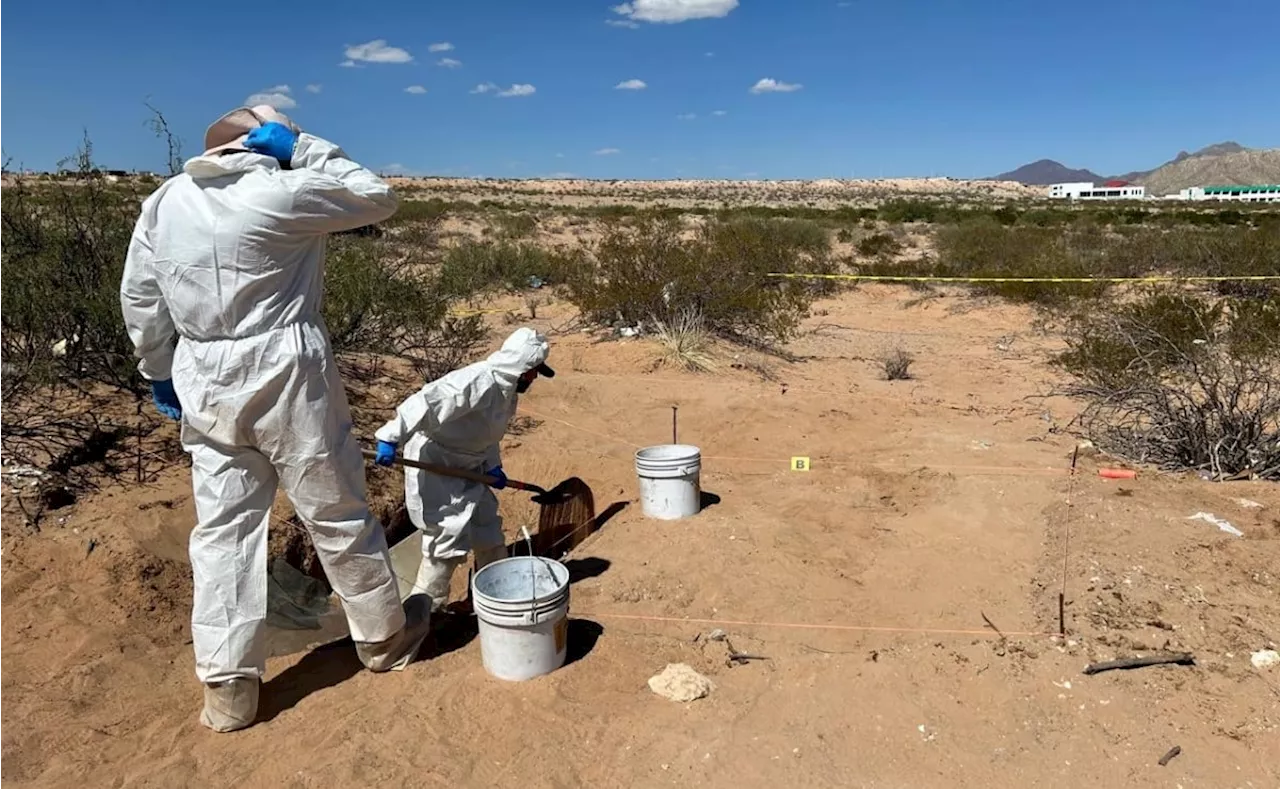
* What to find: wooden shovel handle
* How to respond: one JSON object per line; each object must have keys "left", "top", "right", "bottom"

{"left": 361, "top": 449, "right": 543, "bottom": 494}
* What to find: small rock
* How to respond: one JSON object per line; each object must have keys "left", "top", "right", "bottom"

{"left": 707, "top": 628, "right": 727, "bottom": 641}
{"left": 1235, "top": 498, "right": 1263, "bottom": 510}
{"left": 648, "top": 663, "right": 714, "bottom": 702}
{"left": 1075, "top": 440, "right": 1099, "bottom": 458}
{"left": 1251, "top": 650, "right": 1280, "bottom": 670}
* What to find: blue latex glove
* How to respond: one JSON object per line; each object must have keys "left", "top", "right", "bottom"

{"left": 485, "top": 466, "right": 508, "bottom": 490}
{"left": 151, "top": 379, "right": 182, "bottom": 421}
{"left": 374, "top": 440, "right": 397, "bottom": 467}
{"left": 243, "top": 122, "right": 298, "bottom": 165}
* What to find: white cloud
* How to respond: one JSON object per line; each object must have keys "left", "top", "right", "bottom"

{"left": 437, "top": 58, "right": 463, "bottom": 69}
{"left": 615, "top": 79, "right": 647, "bottom": 90}
{"left": 471, "top": 82, "right": 535, "bottom": 97}
{"left": 750, "top": 77, "right": 803, "bottom": 94}
{"left": 742, "top": 171, "right": 760, "bottom": 178}
{"left": 428, "top": 42, "right": 454, "bottom": 53}
{"left": 339, "top": 59, "right": 358, "bottom": 68}
{"left": 594, "top": 148, "right": 621, "bottom": 156}
{"left": 705, "top": 51, "right": 715, "bottom": 57}
{"left": 605, "top": 18, "right": 641, "bottom": 28}
{"left": 555, "top": 152, "right": 566, "bottom": 158}
{"left": 245, "top": 85, "right": 297, "bottom": 109}
{"left": 305, "top": 84, "right": 323, "bottom": 94}
{"left": 546, "top": 172, "right": 577, "bottom": 179}
{"left": 497, "top": 83, "right": 536, "bottom": 97}
{"left": 612, "top": 0, "right": 738, "bottom": 23}
{"left": 676, "top": 112, "right": 697, "bottom": 120}
{"left": 344, "top": 39, "right": 413, "bottom": 64}
{"left": 405, "top": 85, "right": 428, "bottom": 95}
{"left": 712, "top": 109, "right": 728, "bottom": 116}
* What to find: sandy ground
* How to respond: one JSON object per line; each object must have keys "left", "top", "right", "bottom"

{"left": 3, "top": 287, "right": 1278, "bottom": 788}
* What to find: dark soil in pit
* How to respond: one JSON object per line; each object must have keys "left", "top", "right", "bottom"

{"left": 267, "top": 487, "right": 417, "bottom": 589}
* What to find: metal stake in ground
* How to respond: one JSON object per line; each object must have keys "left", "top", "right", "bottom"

{"left": 672, "top": 406, "right": 678, "bottom": 445}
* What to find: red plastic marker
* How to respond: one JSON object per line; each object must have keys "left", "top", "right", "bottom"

{"left": 1099, "top": 468, "right": 1137, "bottom": 480}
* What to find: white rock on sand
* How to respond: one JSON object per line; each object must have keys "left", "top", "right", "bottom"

{"left": 648, "top": 663, "right": 714, "bottom": 702}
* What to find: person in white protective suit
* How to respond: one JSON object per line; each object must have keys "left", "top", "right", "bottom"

{"left": 373, "top": 328, "right": 555, "bottom": 612}
{"left": 120, "top": 105, "right": 432, "bottom": 734}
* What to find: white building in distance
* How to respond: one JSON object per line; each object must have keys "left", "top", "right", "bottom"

{"left": 1174, "top": 184, "right": 1280, "bottom": 203}
{"left": 1048, "top": 182, "right": 1146, "bottom": 200}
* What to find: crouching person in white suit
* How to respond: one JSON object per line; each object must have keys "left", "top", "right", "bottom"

{"left": 372, "top": 328, "right": 555, "bottom": 612}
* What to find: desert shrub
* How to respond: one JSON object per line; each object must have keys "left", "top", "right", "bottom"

{"left": 1, "top": 140, "right": 144, "bottom": 402}
{"left": 1057, "top": 290, "right": 1279, "bottom": 480}
{"left": 492, "top": 211, "right": 539, "bottom": 239}
{"left": 880, "top": 349, "right": 915, "bottom": 380}
{"left": 878, "top": 199, "right": 938, "bottom": 224}
{"left": 931, "top": 219, "right": 1149, "bottom": 304}
{"left": 766, "top": 218, "right": 831, "bottom": 255}
{"left": 1016, "top": 207, "right": 1073, "bottom": 227}
{"left": 856, "top": 232, "right": 902, "bottom": 258}
{"left": 835, "top": 227, "right": 855, "bottom": 244}
{"left": 564, "top": 215, "right": 834, "bottom": 344}
{"left": 322, "top": 215, "right": 489, "bottom": 380}
{"left": 384, "top": 197, "right": 452, "bottom": 226}
{"left": 653, "top": 308, "right": 717, "bottom": 372}
{"left": 438, "top": 240, "right": 567, "bottom": 297}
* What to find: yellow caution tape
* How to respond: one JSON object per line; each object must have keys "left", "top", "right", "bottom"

{"left": 765, "top": 273, "right": 1280, "bottom": 283}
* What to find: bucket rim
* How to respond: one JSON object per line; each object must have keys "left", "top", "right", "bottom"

{"left": 472, "top": 555, "right": 570, "bottom": 605}
{"left": 634, "top": 443, "right": 702, "bottom": 461}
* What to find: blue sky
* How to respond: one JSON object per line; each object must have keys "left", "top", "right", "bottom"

{"left": 4, "top": 0, "right": 1278, "bottom": 179}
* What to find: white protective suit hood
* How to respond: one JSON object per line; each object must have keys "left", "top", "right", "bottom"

{"left": 183, "top": 151, "right": 279, "bottom": 180}
{"left": 486, "top": 327, "right": 554, "bottom": 386}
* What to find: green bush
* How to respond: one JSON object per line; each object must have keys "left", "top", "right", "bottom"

{"left": 564, "top": 215, "right": 835, "bottom": 343}
{"left": 878, "top": 199, "right": 938, "bottom": 224}
{"left": 856, "top": 232, "right": 902, "bottom": 258}
{"left": 323, "top": 236, "right": 487, "bottom": 381}
{"left": 491, "top": 211, "right": 539, "bottom": 239}
{"left": 384, "top": 197, "right": 452, "bottom": 226}
{"left": 438, "top": 241, "right": 567, "bottom": 298}
{"left": 1, "top": 142, "right": 143, "bottom": 399}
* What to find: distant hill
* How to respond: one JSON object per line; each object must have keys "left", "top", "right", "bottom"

{"left": 992, "top": 142, "right": 1279, "bottom": 194}
{"left": 1112, "top": 141, "right": 1252, "bottom": 184}
{"left": 1137, "top": 148, "right": 1280, "bottom": 196}
{"left": 991, "top": 159, "right": 1102, "bottom": 186}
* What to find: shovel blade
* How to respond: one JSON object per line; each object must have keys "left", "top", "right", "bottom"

{"left": 532, "top": 477, "right": 596, "bottom": 558}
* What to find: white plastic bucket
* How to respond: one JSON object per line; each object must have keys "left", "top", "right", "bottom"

{"left": 635, "top": 444, "right": 702, "bottom": 520}
{"left": 471, "top": 556, "right": 571, "bottom": 681}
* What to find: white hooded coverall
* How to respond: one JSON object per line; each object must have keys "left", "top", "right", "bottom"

{"left": 120, "top": 134, "right": 405, "bottom": 684}
{"left": 374, "top": 329, "right": 551, "bottom": 603}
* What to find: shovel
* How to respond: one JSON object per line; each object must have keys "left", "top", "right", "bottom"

{"left": 360, "top": 449, "right": 552, "bottom": 499}
{"left": 362, "top": 449, "right": 597, "bottom": 559}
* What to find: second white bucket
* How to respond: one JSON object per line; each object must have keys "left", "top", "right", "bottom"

{"left": 471, "top": 556, "right": 571, "bottom": 681}
{"left": 635, "top": 444, "right": 703, "bottom": 520}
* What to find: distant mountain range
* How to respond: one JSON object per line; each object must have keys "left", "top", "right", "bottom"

{"left": 991, "top": 142, "right": 1280, "bottom": 195}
